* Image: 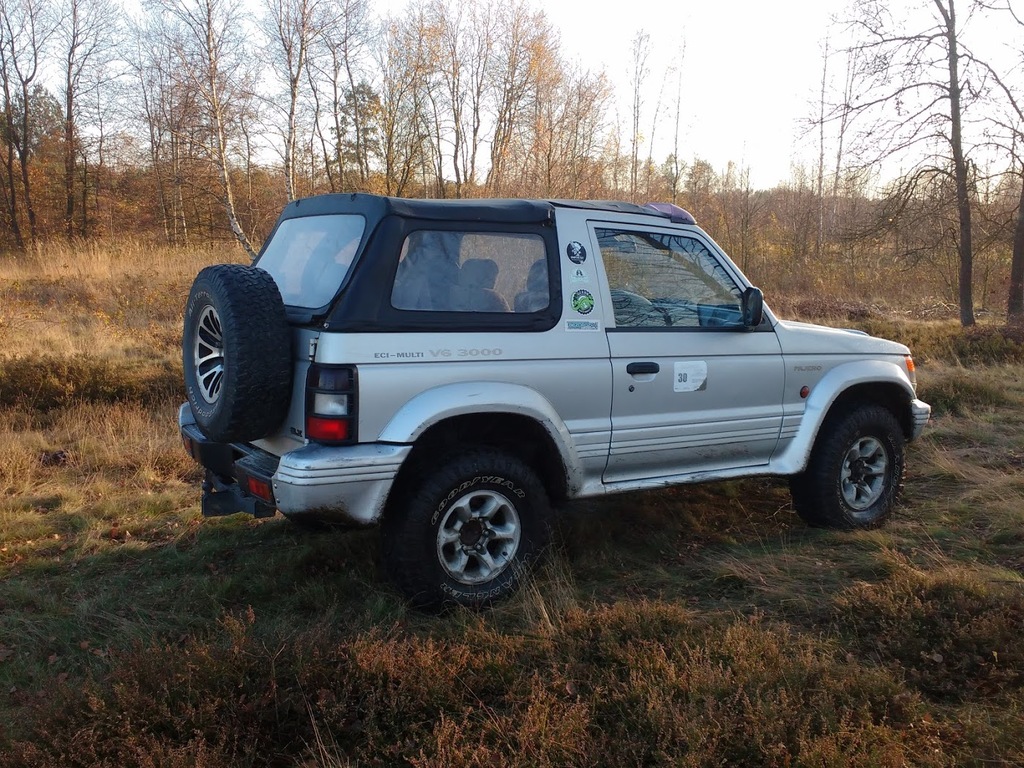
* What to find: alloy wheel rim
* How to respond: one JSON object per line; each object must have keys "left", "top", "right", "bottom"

{"left": 194, "top": 305, "right": 225, "bottom": 404}
{"left": 840, "top": 436, "right": 888, "bottom": 511}
{"left": 436, "top": 489, "right": 521, "bottom": 585}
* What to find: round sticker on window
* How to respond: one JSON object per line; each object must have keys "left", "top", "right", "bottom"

{"left": 566, "top": 241, "right": 587, "bottom": 264}
{"left": 571, "top": 289, "right": 595, "bottom": 315}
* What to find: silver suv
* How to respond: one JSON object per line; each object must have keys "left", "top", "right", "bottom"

{"left": 179, "top": 194, "right": 931, "bottom": 608}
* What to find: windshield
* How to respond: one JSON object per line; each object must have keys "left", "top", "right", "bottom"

{"left": 256, "top": 214, "right": 365, "bottom": 309}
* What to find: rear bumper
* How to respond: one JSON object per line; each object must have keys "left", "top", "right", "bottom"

{"left": 178, "top": 404, "right": 410, "bottom": 525}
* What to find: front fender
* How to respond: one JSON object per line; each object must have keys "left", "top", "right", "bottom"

{"left": 377, "top": 381, "right": 584, "bottom": 493}
{"left": 771, "top": 359, "right": 917, "bottom": 476}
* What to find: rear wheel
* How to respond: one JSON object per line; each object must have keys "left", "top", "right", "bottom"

{"left": 790, "top": 404, "right": 905, "bottom": 530}
{"left": 382, "top": 449, "right": 550, "bottom": 609}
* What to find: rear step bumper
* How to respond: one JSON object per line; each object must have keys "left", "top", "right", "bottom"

{"left": 179, "top": 404, "right": 410, "bottom": 525}
{"left": 179, "top": 420, "right": 280, "bottom": 519}
{"left": 203, "top": 471, "right": 277, "bottom": 519}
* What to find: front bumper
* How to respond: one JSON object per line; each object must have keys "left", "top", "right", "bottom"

{"left": 178, "top": 404, "right": 411, "bottom": 525}
{"left": 910, "top": 398, "right": 931, "bottom": 440}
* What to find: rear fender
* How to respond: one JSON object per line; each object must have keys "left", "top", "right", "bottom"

{"left": 377, "top": 381, "right": 584, "bottom": 494}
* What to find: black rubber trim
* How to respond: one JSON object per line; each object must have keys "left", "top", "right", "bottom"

{"left": 607, "top": 322, "right": 775, "bottom": 334}
{"left": 325, "top": 216, "right": 563, "bottom": 333}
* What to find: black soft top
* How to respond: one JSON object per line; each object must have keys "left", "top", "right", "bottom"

{"left": 276, "top": 193, "right": 679, "bottom": 226}
{"left": 279, "top": 193, "right": 553, "bottom": 224}
{"left": 261, "top": 193, "right": 690, "bottom": 328}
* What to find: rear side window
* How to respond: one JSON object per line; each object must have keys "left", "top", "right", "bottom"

{"left": 391, "top": 231, "right": 548, "bottom": 313}
{"left": 257, "top": 214, "right": 365, "bottom": 309}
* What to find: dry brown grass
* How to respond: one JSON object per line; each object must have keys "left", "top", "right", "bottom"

{"left": 1, "top": 242, "right": 1023, "bottom": 765}
{"left": 0, "top": 239, "right": 245, "bottom": 361}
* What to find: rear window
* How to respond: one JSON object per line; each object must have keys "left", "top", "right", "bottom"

{"left": 257, "top": 214, "right": 365, "bottom": 309}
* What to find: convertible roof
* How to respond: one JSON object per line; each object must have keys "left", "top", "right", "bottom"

{"left": 278, "top": 193, "right": 691, "bottom": 226}
{"left": 280, "top": 193, "right": 553, "bottom": 224}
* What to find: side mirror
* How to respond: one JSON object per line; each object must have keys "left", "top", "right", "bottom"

{"left": 741, "top": 287, "right": 764, "bottom": 329}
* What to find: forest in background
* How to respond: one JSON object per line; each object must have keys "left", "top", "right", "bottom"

{"left": 2, "top": 0, "right": 1024, "bottom": 323}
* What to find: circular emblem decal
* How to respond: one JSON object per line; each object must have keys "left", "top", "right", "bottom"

{"left": 566, "top": 241, "right": 587, "bottom": 264}
{"left": 571, "top": 289, "right": 595, "bottom": 315}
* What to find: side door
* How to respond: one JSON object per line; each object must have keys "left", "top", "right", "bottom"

{"left": 592, "top": 222, "right": 786, "bottom": 484}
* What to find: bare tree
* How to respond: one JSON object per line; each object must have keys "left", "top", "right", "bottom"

{"left": 643, "top": 49, "right": 673, "bottom": 200}
{"left": 308, "top": 0, "right": 372, "bottom": 191}
{"left": 665, "top": 44, "right": 686, "bottom": 205}
{"left": 127, "top": 19, "right": 193, "bottom": 243}
{"left": 426, "top": 0, "right": 497, "bottom": 197}
{"left": 815, "top": 37, "right": 829, "bottom": 262}
{"left": 459, "top": 0, "right": 494, "bottom": 192}
{"left": 1010, "top": 163, "right": 1024, "bottom": 321}
{"left": 56, "top": 0, "right": 119, "bottom": 238}
{"left": 967, "top": 1, "right": 1024, "bottom": 321}
{"left": 149, "top": 0, "right": 257, "bottom": 257}
{"left": 376, "top": 13, "right": 431, "bottom": 196}
{"left": 627, "top": 30, "right": 650, "bottom": 203}
{"left": 486, "top": 1, "right": 553, "bottom": 194}
{"left": 0, "top": 0, "right": 58, "bottom": 246}
{"left": 335, "top": 0, "right": 373, "bottom": 186}
{"left": 0, "top": 15, "right": 24, "bottom": 249}
{"left": 839, "top": 0, "right": 983, "bottom": 326}
{"left": 260, "top": 0, "right": 321, "bottom": 201}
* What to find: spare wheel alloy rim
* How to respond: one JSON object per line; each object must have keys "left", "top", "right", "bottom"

{"left": 194, "top": 305, "right": 226, "bottom": 404}
{"left": 436, "top": 488, "right": 522, "bottom": 585}
{"left": 840, "top": 436, "right": 888, "bottom": 511}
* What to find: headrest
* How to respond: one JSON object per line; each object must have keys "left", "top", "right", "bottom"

{"left": 460, "top": 258, "right": 499, "bottom": 289}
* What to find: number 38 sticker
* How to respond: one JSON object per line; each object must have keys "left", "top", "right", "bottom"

{"left": 674, "top": 361, "right": 708, "bottom": 392}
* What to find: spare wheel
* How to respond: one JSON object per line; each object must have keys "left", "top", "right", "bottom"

{"left": 183, "top": 264, "right": 292, "bottom": 442}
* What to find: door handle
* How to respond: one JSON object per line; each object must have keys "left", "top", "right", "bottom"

{"left": 626, "top": 362, "right": 660, "bottom": 375}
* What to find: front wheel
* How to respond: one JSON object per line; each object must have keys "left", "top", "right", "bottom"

{"left": 790, "top": 404, "right": 905, "bottom": 530}
{"left": 382, "top": 449, "right": 550, "bottom": 609}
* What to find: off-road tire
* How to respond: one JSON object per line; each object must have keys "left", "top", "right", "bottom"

{"left": 183, "top": 264, "right": 292, "bottom": 443}
{"left": 790, "top": 403, "right": 905, "bottom": 530}
{"left": 382, "top": 449, "right": 551, "bottom": 610}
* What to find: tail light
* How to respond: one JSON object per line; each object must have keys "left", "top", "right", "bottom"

{"left": 305, "top": 364, "right": 357, "bottom": 444}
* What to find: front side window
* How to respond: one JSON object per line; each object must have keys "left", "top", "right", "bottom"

{"left": 596, "top": 228, "right": 743, "bottom": 329}
{"left": 391, "top": 230, "right": 548, "bottom": 313}
{"left": 257, "top": 214, "right": 365, "bottom": 309}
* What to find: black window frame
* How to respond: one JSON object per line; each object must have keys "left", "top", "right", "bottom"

{"left": 324, "top": 215, "right": 562, "bottom": 333}
{"left": 595, "top": 224, "right": 771, "bottom": 334}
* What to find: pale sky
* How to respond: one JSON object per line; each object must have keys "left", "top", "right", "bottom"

{"left": 538, "top": 0, "right": 850, "bottom": 188}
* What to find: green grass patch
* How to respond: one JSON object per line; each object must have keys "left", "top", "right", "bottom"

{"left": 0, "top": 356, "right": 183, "bottom": 411}
{"left": 834, "top": 563, "right": 1024, "bottom": 703}
{"left": 852, "top": 318, "right": 1024, "bottom": 365}
{"left": 917, "top": 370, "right": 1012, "bottom": 415}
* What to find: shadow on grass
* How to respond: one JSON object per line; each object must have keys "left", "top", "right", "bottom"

{"left": 2, "top": 472, "right": 1023, "bottom": 766}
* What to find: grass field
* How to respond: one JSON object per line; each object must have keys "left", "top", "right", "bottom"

{"left": 1, "top": 243, "right": 1023, "bottom": 766}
